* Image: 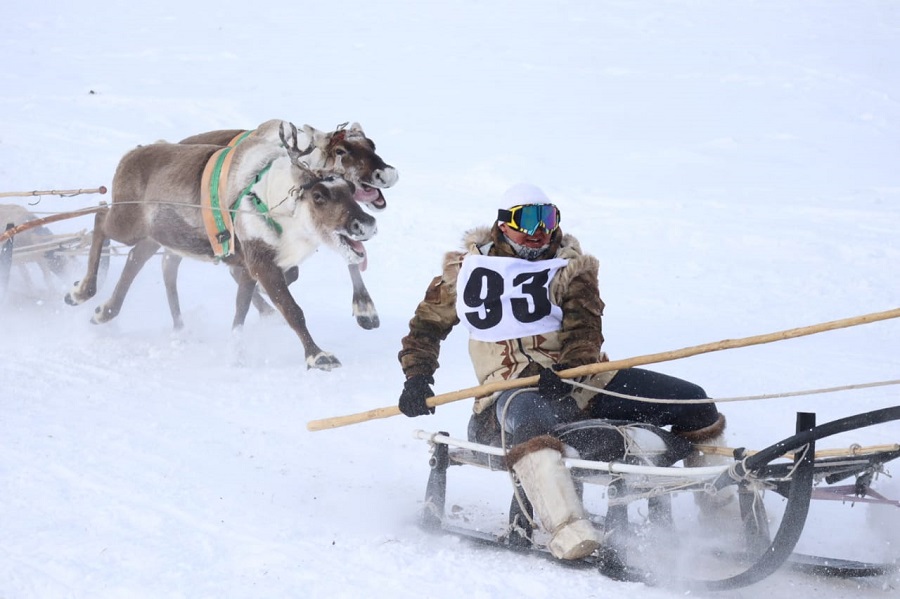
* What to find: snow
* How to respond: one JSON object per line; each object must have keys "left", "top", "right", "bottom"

{"left": 1, "top": 1, "right": 899, "bottom": 597}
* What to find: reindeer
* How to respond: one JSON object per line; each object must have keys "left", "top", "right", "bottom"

{"left": 65, "top": 119, "right": 376, "bottom": 370}
{"left": 168, "top": 122, "right": 397, "bottom": 330}
{"left": 0, "top": 204, "right": 77, "bottom": 293}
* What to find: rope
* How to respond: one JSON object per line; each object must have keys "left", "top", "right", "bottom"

{"left": 498, "top": 388, "right": 540, "bottom": 530}
{"left": 568, "top": 377, "right": 900, "bottom": 405}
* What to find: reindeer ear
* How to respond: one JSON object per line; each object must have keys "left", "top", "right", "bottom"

{"left": 303, "top": 124, "right": 329, "bottom": 150}
{"left": 349, "top": 122, "right": 364, "bottom": 134}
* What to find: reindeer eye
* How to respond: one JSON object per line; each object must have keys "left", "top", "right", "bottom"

{"left": 334, "top": 147, "right": 347, "bottom": 157}
{"left": 313, "top": 190, "right": 327, "bottom": 205}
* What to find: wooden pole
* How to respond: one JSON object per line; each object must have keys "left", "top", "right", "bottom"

{"left": 694, "top": 443, "right": 900, "bottom": 459}
{"left": 0, "top": 186, "right": 107, "bottom": 199}
{"left": 0, "top": 205, "right": 105, "bottom": 244}
{"left": 306, "top": 307, "right": 900, "bottom": 432}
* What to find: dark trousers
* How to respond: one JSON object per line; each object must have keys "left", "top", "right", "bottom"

{"left": 484, "top": 367, "right": 719, "bottom": 447}
{"left": 590, "top": 367, "right": 719, "bottom": 433}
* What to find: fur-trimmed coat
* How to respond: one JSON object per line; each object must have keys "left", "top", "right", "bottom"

{"left": 398, "top": 223, "right": 616, "bottom": 413}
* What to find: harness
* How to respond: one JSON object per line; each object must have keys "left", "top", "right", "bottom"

{"left": 200, "top": 124, "right": 346, "bottom": 257}
{"left": 199, "top": 130, "right": 281, "bottom": 258}
{"left": 232, "top": 163, "right": 282, "bottom": 236}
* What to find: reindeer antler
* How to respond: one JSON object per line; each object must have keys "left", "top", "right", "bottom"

{"left": 279, "top": 121, "right": 315, "bottom": 164}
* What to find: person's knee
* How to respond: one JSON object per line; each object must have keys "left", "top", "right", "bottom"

{"left": 673, "top": 412, "right": 726, "bottom": 443}
{"left": 497, "top": 390, "right": 561, "bottom": 445}
{"left": 679, "top": 380, "right": 708, "bottom": 400}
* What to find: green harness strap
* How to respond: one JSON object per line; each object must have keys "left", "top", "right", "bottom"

{"left": 206, "top": 130, "right": 255, "bottom": 257}
{"left": 206, "top": 128, "right": 282, "bottom": 257}
{"left": 232, "top": 162, "right": 283, "bottom": 235}
{"left": 208, "top": 147, "right": 234, "bottom": 256}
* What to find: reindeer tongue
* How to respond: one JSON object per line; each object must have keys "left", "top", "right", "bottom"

{"left": 353, "top": 186, "right": 381, "bottom": 204}
{"left": 349, "top": 239, "right": 368, "bottom": 271}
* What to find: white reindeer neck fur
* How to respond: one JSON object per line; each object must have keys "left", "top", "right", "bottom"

{"left": 233, "top": 156, "right": 357, "bottom": 270}
{"left": 233, "top": 155, "right": 299, "bottom": 247}
{"left": 223, "top": 119, "right": 377, "bottom": 269}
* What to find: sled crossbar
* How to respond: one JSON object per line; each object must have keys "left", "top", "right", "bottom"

{"left": 413, "top": 429, "right": 729, "bottom": 478}
{"left": 8, "top": 232, "right": 90, "bottom": 256}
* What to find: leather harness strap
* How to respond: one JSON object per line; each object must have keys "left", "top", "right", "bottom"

{"left": 200, "top": 130, "right": 253, "bottom": 258}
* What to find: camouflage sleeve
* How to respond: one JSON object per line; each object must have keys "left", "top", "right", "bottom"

{"left": 398, "top": 267, "right": 462, "bottom": 379}
{"left": 553, "top": 254, "right": 604, "bottom": 368}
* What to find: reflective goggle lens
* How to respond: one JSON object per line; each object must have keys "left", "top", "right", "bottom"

{"left": 508, "top": 204, "right": 560, "bottom": 235}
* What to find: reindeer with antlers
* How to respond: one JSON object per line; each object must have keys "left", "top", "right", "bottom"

{"left": 168, "top": 122, "right": 397, "bottom": 331}
{"left": 65, "top": 119, "right": 376, "bottom": 370}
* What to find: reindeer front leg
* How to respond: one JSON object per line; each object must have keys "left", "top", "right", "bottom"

{"left": 242, "top": 240, "right": 340, "bottom": 371}
{"left": 161, "top": 251, "right": 185, "bottom": 330}
{"left": 229, "top": 265, "right": 276, "bottom": 324}
{"left": 348, "top": 264, "right": 379, "bottom": 329}
{"left": 230, "top": 265, "right": 258, "bottom": 329}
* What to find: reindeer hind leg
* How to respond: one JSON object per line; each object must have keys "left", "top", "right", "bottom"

{"left": 65, "top": 207, "right": 110, "bottom": 305}
{"left": 92, "top": 238, "right": 161, "bottom": 324}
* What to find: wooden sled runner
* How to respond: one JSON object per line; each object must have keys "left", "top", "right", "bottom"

{"left": 415, "top": 406, "right": 900, "bottom": 591}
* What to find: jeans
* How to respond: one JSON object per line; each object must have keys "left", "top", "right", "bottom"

{"left": 479, "top": 367, "right": 719, "bottom": 446}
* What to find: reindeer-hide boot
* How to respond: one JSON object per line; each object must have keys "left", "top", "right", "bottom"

{"left": 507, "top": 435, "right": 602, "bottom": 560}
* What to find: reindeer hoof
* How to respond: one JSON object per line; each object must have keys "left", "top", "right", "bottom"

{"left": 91, "top": 304, "right": 116, "bottom": 324}
{"left": 355, "top": 314, "right": 380, "bottom": 330}
{"left": 66, "top": 280, "right": 96, "bottom": 305}
{"left": 307, "top": 353, "right": 341, "bottom": 371}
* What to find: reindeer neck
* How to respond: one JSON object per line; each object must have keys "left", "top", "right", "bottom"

{"left": 225, "top": 139, "right": 285, "bottom": 207}
{"left": 232, "top": 155, "right": 296, "bottom": 237}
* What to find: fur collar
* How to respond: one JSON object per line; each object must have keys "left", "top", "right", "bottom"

{"left": 460, "top": 224, "right": 582, "bottom": 259}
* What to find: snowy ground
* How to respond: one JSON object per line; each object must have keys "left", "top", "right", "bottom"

{"left": 1, "top": 1, "right": 899, "bottom": 597}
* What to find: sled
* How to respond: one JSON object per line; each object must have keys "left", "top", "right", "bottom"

{"left": 0, "top": 224, "right": 116, "bottom": 298}
{"left": 0, "top": 204, "right": 121, "bottom": 299}
{"left": 415, "top": 406, "right": 900, "bottom": 591}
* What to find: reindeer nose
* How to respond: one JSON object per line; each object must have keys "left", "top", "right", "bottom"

{"left": 350, "top": 217, "right": 377, "bottom": 240}
{"left": 373, "top": 167, "right": 398, "bottom": 188}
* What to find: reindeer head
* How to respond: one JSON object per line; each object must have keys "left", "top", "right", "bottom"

{"left": 289, "top": 122, "right": 398, "bottom": 213}
{"left": 290, "top": 164, "right": 378, "bottom": 269}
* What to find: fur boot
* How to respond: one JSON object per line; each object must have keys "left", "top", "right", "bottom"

{"left": 678, "top": 415, "right": 736, "bottom": 514}
{"left": 507, "top": 435, "right": 603, "bottom": 560}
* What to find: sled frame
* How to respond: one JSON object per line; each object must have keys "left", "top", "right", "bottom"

{"left": 417, "top": 407, "right": 900, "bottom": 590}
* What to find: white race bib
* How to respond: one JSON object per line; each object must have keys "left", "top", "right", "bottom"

{"left": 456, "top": 254, "right": 568, "bottom": 342}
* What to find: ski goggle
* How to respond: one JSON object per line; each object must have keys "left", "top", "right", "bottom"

{"left": 497, "top": 203, "right": 561, "bottom": 235}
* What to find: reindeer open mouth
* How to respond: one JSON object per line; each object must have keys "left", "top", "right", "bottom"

{"left": 353, "top": 183, "right": 387, "bottom": 211}
{"left": 336, "top": 233, "right": 370, "bottom": 271}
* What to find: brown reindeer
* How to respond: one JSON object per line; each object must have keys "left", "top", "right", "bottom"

{"left": 167, "top": 122, "right": 397, "bottom": 330}
{"left": 65, "top": 119, "right": 376, "bottom": 370}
